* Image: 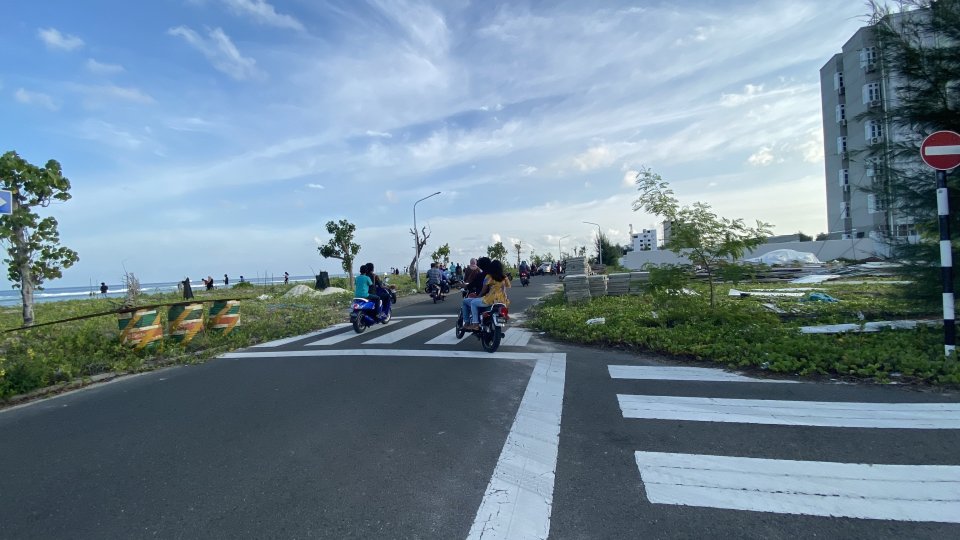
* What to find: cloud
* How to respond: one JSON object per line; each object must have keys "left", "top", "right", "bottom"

{"left": 520, "top": 165, "right": 537, "bottom": 176}
{"left": 219, "top": 0, "right": 305, "bottom": 31}
{"left": 168, "top": 26, "right": 261, "bottom": 80}
{"left": 720, "top": 84, "right": 766, "bottom": 107}
{"left": 622, "top": 170, "right": 638, "bottom": 187}
{"left": 307, "top": 183, "right": 325, "bottom": 189}
{"left": 14, "top": 88, "right": 58, "bottom": 110}
{"left": 86, "top": 58, "right": 125, "bottom": 74}
{"left": 77, "top": 119, "right": 148, "bottom": 150}
{"left": 37, "top": 28, "right": 84, "bottom": 51}
{"left": 747, "top": 147, "right": 775, "bottom": 166}
{"left": 385, "top": 190, "right": 398, "bottom": 202}
{"left": 491, "top": 233, "right": 502, "bottom": 243}
{"left": 165, "top": 117, "right": 215, "bottom": 132}
{"left": 365, "top": 130, "right": 392, "bottom": 138}
{"left": 82, "top": 85, "right": 155, "bottom": 105}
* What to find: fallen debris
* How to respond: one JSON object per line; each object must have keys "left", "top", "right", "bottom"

{"left": 799, "top": 320, "right": 939, "bottom": 334}
{"left": 586, "top": 317, "right": 606, "bottom": 325}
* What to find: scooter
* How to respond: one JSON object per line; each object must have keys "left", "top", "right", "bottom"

{"left": 350, "top": 284, "right": 394, "bottom": 333}
{"left": 456, "top": 289, "right": 508, "bottom": 353}
{"left": 519, "top": 271, "right": 530, "bottom": 287}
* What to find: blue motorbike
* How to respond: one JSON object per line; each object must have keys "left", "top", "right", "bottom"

{"left": 350, "top": 284, "right": 395, "bottom": 333}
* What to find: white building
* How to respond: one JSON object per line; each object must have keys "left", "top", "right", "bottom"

{"left": 629, "top": 224, "right": 658, "bottom": 251}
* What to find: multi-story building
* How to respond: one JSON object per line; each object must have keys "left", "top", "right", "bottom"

{"left": 819, "top": 10, "right": 922, "bottom": 243}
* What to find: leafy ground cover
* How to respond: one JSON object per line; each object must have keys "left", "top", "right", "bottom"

{"left": 0, "top": 276, "right": 422, "bottom": 401}
{"left": 528, "top": 280, "right": 960, "bottom": 385}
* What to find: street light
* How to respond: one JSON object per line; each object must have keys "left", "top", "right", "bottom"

{"left": 558, "top": 235, "right": 569, "bottom": 261}
{"left": 583, "top": 221, "right": 602, "bottom": 266}
{"left": 414, "top": 191, "right": 441, "bottom": 289}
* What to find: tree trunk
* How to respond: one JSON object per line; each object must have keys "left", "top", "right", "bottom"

{"left": 14, "top": 225, "right": 34, "bottom": 326}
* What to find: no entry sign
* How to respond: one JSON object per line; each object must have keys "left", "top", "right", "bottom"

{"left": 921, "top": 130, "right": 960, "bottom": 171}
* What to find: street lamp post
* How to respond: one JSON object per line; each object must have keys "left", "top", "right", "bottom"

{"left": 414, "top": 191, "right": 441, "bottom": 290}
{"left": 558, "top": 235, "right": 569, "bottom": 261}
{"left": 583, "top": 221, "right": 602, "bottom": 266}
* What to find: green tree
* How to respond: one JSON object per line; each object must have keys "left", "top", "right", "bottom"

{"left": 487, "top": 241, "right": 508, "bottom": 262}
{"left": 633, "top": 167, "right": 771, "bottom": 307}
{"left": 860, "top": 0, "right": 960, "bottom": 301}
{"left": 318, "top": 219, "right": 360, "bottom": 284}
{"left": 797, "top": 231, "right": 813, "bottom": 242}
{"left": 431, "top": 242, "right": 450, "bottom": 264}
{"left": 0, "top": 151, "right": 79, "bottom": 326}
{"left": 816, "top": 232, "right": 829, "bottom": 241}
{"left": 592, "top": 231, "right": 623, "bottom": 268}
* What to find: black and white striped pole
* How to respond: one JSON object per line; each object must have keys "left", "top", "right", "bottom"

{"left": 920, "top": 130, "right": 960, "bottom": 357}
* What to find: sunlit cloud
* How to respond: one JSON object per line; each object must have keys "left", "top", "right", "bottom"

{"left": 14, "top": 88, "right": 58, "bottom": 111}
{"left": 86, "top": 58, "right": 125, "bottom": 74}
{"left": 219, "top": 0, "right": 305, "bottom": 31}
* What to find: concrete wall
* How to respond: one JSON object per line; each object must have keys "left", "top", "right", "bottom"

{"left": 621, "top": 238, "right": 888, "bottom": 269}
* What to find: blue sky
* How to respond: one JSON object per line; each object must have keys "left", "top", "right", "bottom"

{"left": 1, "top": 0, "right": 868, "bottom": 287}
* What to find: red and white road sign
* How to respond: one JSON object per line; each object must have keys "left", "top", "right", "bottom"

{"left": 920, "top": 130, "right": 960, "bottom": 171}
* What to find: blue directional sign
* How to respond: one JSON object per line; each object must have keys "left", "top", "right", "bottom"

{"left": 0, "top": 189, "right": 11, "bottom": 216}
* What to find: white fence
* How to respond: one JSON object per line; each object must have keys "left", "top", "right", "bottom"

{"left": 621, "top": 238, "right": 889, "bottom": 269}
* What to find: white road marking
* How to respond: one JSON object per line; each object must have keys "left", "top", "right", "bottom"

{"left": 499, "top": 329, "right": 533, "bottom": 347}
{"left": 363, "top": 319, "right": 445, "bottom": 344}
{"left": 222, "top": 349, "right": 547, "bottom": 360}
{"left": 635, "top": 451, "right": 960, "bottom": 523}
{"left": 425, "top": 327, "right": 468, "bottom": 345}
{"left": 390, "top": 314, "right": 459, "bottom": 319}
{"left": 252, "top": 323, "right": 351, "bottom": 348}
{"left": 468, "top": 353, "right": 566, "bottom": 540}
{"left": 609, "top": 365, "right": 797, "bottom": 383}
{"left": 618, "top": 395, "right": 960, "bottom": 429}
{"left": 305, "top": 321, "right": 392, "bottom": 346}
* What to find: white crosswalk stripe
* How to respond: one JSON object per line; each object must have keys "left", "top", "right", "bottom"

{"left": 499, "top": 329, "right": 533, "bottom": 347}
{"left": 305, "top": 321, "right": 393, "bottom": 346}
{"left": 612, "top": 363, "right": 960, "bottom": 523}
{"left": 364, "top": 319, "right": 445, "bottom": 345}
{"left": 635, "top": 451, "right": 960, "bottom": 523}
{"left": 425, "top": 327, "right": 468, "bottom": 345}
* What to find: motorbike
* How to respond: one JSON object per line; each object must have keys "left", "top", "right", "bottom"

{"left": 456, "top": 288, "right": 508, "bottom": 353}
{"left": 426, "top": 281, "right": 447, "bottom": 303}
{"left": 519, "top": 271, "right": 530, "bottom": 287}
{"left": 350, "top": 283, "right": 394, "bottom": 333}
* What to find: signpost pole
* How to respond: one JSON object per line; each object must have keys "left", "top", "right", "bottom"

{"left": 936, "top": 169, "right": 955, "bottom": 356}
{"left": 920, "top": 130, "right": 960, "bottom": 357}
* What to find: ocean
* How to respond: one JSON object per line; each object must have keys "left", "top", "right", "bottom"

{"left": 0, "top": 275, "right": 331, "bottom": 308}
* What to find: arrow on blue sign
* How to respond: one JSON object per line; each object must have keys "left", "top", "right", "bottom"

{"left": 0, "top": 189, "right": 12, "bottom": 216}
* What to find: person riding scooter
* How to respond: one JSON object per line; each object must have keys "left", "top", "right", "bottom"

{"left": 426, "top": 262, "right": 444, "bottom": 298}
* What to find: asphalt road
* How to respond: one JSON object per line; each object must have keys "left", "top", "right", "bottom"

{"left": 2, "top": 275, "right": 959, "bottom": 539}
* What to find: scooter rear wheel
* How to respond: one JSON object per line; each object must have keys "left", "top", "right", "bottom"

{"left": 455, "top": 313, "right": 465, "bottom": 339}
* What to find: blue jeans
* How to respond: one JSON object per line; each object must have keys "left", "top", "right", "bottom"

{"left": 465, "top": 297, "right": 487, "bottom": 325}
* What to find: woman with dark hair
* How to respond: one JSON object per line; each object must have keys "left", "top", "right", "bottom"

{"left": 364, "top": 262, "right": 391, "bottom": 315}
{"left": 464, "top": 259, "right": 510, "bottom": 331}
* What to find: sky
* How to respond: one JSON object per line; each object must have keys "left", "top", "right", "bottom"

{"left": 0, "top": 0, "right": 871, "bottom": 287}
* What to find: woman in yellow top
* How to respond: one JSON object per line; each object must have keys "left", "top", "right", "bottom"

{"left": 464, "top": 259, "right": 510, "bottom": 331}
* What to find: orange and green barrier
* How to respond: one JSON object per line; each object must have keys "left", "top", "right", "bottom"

{"left": 117, "top": 308, "right": 163, "bottom": 350}
{"left": 208, "top": 300, "right": 241, "bottom": 334}
{"left": 167, "top": 303, "right": 204, "bottom": 344}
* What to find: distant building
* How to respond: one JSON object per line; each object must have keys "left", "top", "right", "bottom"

{"left": 629, "top": 224, "right": 658, "bottom": 251}
{"left": 819, "top": 8, "right": 925, "bottom": 243}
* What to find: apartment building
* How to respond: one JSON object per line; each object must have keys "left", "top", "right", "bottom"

{"left": 819, "top": 11, "right": 921, "bottom": 242}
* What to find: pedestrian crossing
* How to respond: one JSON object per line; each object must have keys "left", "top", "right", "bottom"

{"left": 253, "top": 316, "right": 535, "bottom": 350}
{"left": 610, "top": 364, "right": 960, "bottom": 523}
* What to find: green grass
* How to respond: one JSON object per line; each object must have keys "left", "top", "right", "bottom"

{"left": 528, "top": 281, "right": 960, "bottom": 385}
{"left": 0, "top": 283, "right": 356, "bottom": 400}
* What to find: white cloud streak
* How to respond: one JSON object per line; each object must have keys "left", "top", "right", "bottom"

{"left": 86, "top": 58, "right": 125, "bottom": 74}
{"left": 14, "top": 88, "right": 58, "bottom": 110}
{"left": 220, "top": 0, "right": 305, "bottom": 31}
{"left": 37, "top": 28, "right": 84, "bottom": 51}
{"left": 168, "top": 26, "right": 261, "bottom": 80}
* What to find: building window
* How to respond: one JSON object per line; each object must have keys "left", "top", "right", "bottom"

{"left": 836, "top": 104, "right": 846, "bottom": 123}
{"left": 837, "top": 136, "right": 847, "bottom": 154}
{"left": 840, "top": 201, "right": 850, "bottom": 219}
{"left": 865, "top": 120, "right": 884, "bottom": 141}
{"left": 895, "top": 223, "right": 917, "bottom": 238}
{"left": 839, "top": 169, "right": 849, "bottom": 187}
{"left": 862, "top": 82, "right": 881, "bottom": 104}
{"left": 859, "top": 46, "right": 878, "bottom": 69}
{"left": 867, "top": 194, "right": 886, "bottom": 214}
{"left": 834, "top": 72, "right": 844, "bottom": 91}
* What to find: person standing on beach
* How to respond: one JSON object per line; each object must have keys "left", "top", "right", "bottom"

{"left": 223, "top": 274, "right": 229, "bottom": 286}
{"left": 284, "top": 272, "right": 289, "bottom": 285}
{"left": 182, "top": 277, "right": 194, "bottom": 300}
{"left": 99, "top": 282, "right": 108, "bottom": 295}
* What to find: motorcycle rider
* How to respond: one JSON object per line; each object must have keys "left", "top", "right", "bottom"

{"left": 464, "top": 259, "right": 511, "bottom": 331}
{"left": 460, "top": 256, "right": 491, "bottom": 327}
{"left": 426, "top": 262, "right": 443, "bottom": 295}
{"left": 357, "top": 263, "right": 390, "bottom": 318}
